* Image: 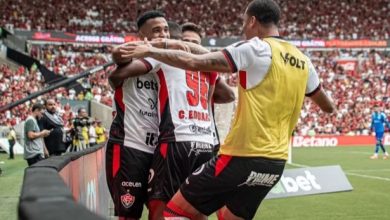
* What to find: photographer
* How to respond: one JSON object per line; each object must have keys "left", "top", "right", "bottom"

{"left": 38, "top": 99, "right": 67, "bottom": 156}
{"left": 70, "top": 107, "right": 90, "bottom": 151}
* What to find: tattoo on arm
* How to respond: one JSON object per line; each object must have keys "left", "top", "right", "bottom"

{"left": 181, "top": 41, "right": 209, "bottom": 55}
{"left": 207, "top": 57, "right": 229, "bottom": 67}
{"left": 150, "top": 48, "right": 232, "bottom": 72}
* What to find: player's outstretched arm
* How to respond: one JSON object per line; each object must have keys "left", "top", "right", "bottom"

{"left": 213, "top": 77, "right": 235, "bottom": 103}
{"left": 308, "top": 88, "right": 336, "bottom": 114}
{"left": 123, "top": 44, "right": 232, "bottom": 73}
{"left": 108, "top": 60, "right": 150, "bottom": 89}
{"left": 117, "top": 39, "right": 209, "bottom": 56}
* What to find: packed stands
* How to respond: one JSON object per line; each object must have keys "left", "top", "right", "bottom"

{"left": 1, "top": 0, "right": 389, "bottom": 39}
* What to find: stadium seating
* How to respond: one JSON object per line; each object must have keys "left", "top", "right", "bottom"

{"left": 297, "top": 50, "right": 390, "bottom": 135}
{"left": 1, "top": 47, "right": 390, "bottom": 134}
{"left": 0, "top": 0, "right": 389, "bottom": 39}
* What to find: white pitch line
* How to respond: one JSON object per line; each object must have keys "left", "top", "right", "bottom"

{"left": 289, "top": 163, "right": 390, "bottom": 182}
{"left": 346, "top": 169, "right": 390, "bottom": 172}
{"left": 345, "top": 172, "right": 390, "bottom": 182}
{"left": 289, "top": 163, "right": 309, "bottom": 168}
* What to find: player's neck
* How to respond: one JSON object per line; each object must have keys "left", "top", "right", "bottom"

{"left": 259, "top": 28, "right": 279, "bottom": 39}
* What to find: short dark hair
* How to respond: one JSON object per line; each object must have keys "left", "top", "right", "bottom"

{"left": 246, "top": 0, "right": 281, "bottom": 26}
{"left": 168, "top": 21, "right": 182, "bottom": 40}
{"left": 78, "top": 107, "right": 86, "bottom": 114}
{"left": 32, "top": 103, "right": 44, "bottom": 112}
{"left": 43, "top": 98, "right": 55, "bottom": 106}
{"left": 181, "top": 22, "right": 202, "bottom": 38}
{"left": 137, "top": 10, "right": 166, "bottom": 30}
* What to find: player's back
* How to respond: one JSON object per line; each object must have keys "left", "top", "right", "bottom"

{"left": 222, "top": 37, "right": 314, "bottom": 160}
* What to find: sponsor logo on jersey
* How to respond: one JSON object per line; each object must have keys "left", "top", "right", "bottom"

{"left": 148, "top": 98, "right": 157, "bottom": 110}
{"left": 280, "top": 52, "right": 306, "bottom": 70}
{"left": 139, "top": 109, "right": 158, "bottom": 118}
{"left": 188, "top": 142, "right": 213, "bottom": 157}
{"left": 121, "top": 190, "right": 135, "bottom": 208}
{"left": 189, "top": 124, "right": 212, "bottom": 135}
{"left": 238, "top": 171, "right": 280, "bottom": 187}
{"left": 145, "top": 132, "right": 158, "bottom": 147}
{"left": 136, "top": 78, "right": 158, "bottom": 91}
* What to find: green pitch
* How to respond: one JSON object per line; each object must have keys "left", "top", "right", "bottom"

{"left": 0, "top": 153, "right": 26, "bottom": 220}
{"left": 1, "top": 146, "right": 390, "bottom": 220}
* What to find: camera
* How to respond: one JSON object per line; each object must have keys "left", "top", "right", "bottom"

{"left": 73, "top": 117, "right": 91, "bottom": 127}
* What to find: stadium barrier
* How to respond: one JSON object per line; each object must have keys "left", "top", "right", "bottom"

{"left": 292, "top": 135, "right": 390, "bottom": 147}
{"left": 18, "top": 145, "right": 109, "bottom": 220}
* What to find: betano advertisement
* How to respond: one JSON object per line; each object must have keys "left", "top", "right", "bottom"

{"left": 12, "top": 30, "right": 389, "bottom": 47}
{"left": 292, "top": 135, "right": 390, "bottom": 147}
{"left": 59, "top": 147, "right": 109, "bottom": 218}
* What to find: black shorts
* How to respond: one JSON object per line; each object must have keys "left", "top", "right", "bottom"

{"left": 148, "top": 141, "right": 214, "bottom": 202}
{"left": 105, "top": 141, "right": 153, "bottom": 218}
{"left": 180, "top": 155, "right": 286, "bottom": 219}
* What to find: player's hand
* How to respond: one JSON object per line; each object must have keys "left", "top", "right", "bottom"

{"left": 120, "top": 37, "right": 152, "bottom": 59}
{"left": 112, "top": 44, "right": 134, "bottom": 65}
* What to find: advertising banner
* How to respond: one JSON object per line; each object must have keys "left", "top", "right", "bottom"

{"left": 59, "top": 147, "right": 109, "bottom": 217}
{"left": 325, "top": 39, "right": 387, "bottom": 48}
{"left": 12, "top": 30, "right": 389, "bottom": 47}
{"left": 14, "top": 30, "right": 139, "bottom": 44}
{"left": 291, "top": 135, "right": 390, "bottom": 147}
{"left": 266, "top": 165, "right": 353, "bottom": 199}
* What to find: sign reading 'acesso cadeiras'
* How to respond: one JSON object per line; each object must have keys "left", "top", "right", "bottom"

{"left": 266, "top": 165, "right": 353, "bottom": 199}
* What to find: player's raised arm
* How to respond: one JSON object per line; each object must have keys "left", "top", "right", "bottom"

{"left": 123, "top": 44, "right": 232, "bottom": 73}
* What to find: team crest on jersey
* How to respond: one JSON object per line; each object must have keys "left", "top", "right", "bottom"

{"left": 121, "top": 191, "right": 135, "bottom": 208}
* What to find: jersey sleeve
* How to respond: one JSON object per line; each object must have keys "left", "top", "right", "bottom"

{"left": 305, "top": 59, "right": 321, "bottom": 96}
{"left": 139, "top": 58, "right": 161, "bottom": 73}
{"left": 222, "top": 38, "right": 268, "bottom": 72}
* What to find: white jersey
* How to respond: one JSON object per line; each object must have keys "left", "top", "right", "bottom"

{"left": 143, "top": 58, "right": 218, "bottom": 145}
{"left": 223, "top": 37, "right": 320, "bottom": 94}
{"left": 109, "top": 71, "right": 159, "bottom": 154}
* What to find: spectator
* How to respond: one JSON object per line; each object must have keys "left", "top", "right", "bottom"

{"left": 95, "top": 120, "right": 106, "bottom": 144}
{"left": 24, "top": 103, "right": 50, "bottom": 166}
{"left": 38, "top": 99, "right": 67, "bottom": 156}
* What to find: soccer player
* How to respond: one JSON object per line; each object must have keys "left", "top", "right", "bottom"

{"left": 110, "top": 11, "right": 230, "bottom": 220}
{"left": 168, "top": 21, "right": 183, "bottom": 40}
{"left": 106, "top": 11, "right": 165, "bottom": 220}
{"left": 181, "top": 22, "right": 235, "bottom": 154}
{"left": 123, "top": 0, "right": 336, "bottom": 219}
{"left": 181, "top": 22, "right": 202, "bottom": 45}
{"left": 370, "top": 104, "right": 390, "bottom": 159}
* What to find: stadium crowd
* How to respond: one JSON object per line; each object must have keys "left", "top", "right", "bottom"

{"left": 1, "top": 47, "right": 390, "bottom": 136}
{"left": 0, "top": 0, "right": 389, "bottom": 39}
{"left": 297, "top": 50, "right": 390, "bottom": 135}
